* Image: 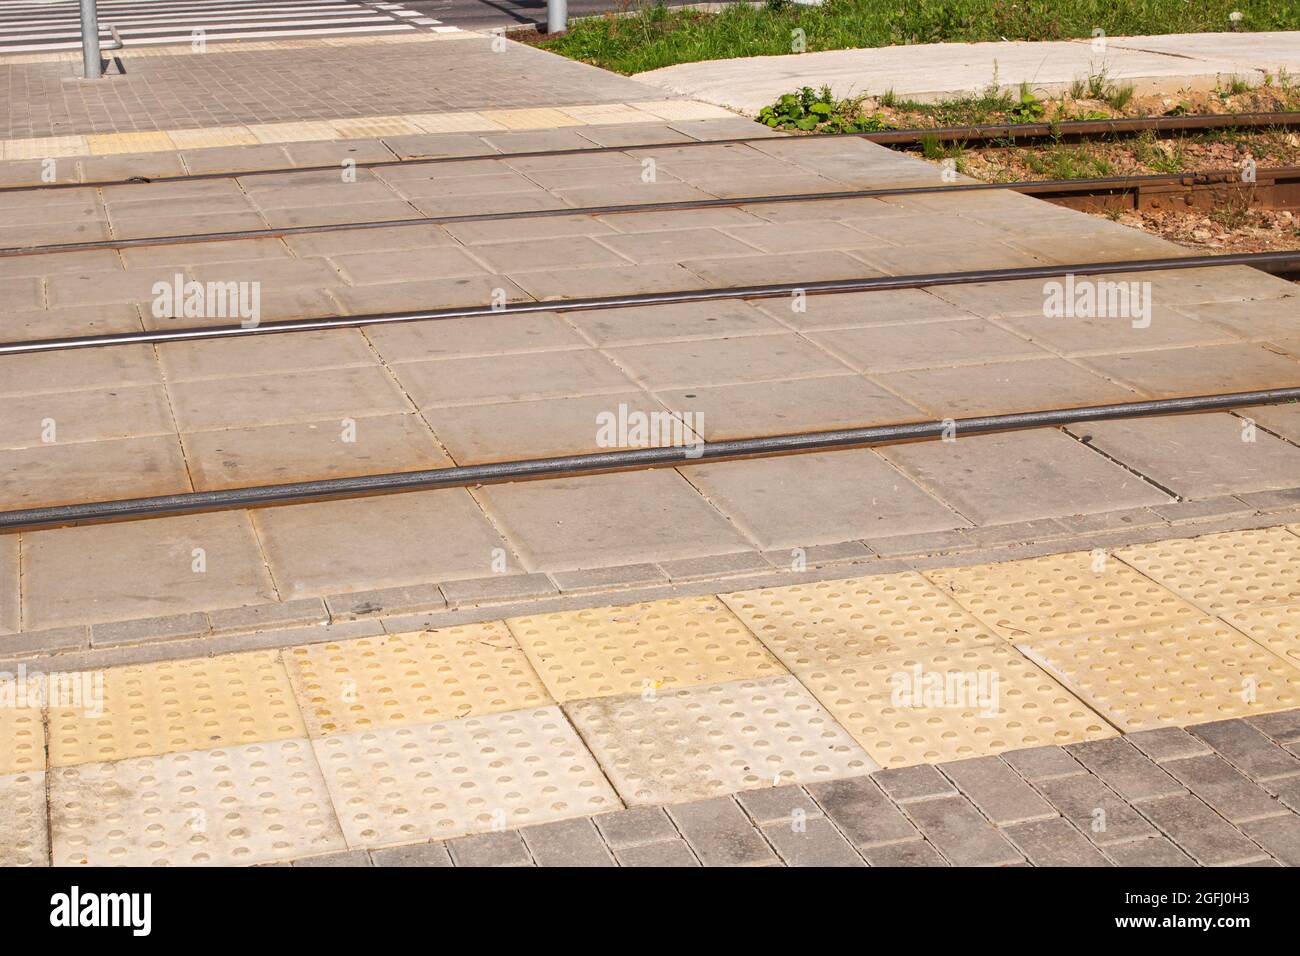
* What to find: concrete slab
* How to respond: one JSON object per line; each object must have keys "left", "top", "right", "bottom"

{"left": 880, "top": 429, "right": 1170, "bottom": 526}
{"left": 564, "top": 300, "right": 784, "bottom": 347}
{"left": 683, "top": 449, "right": 965, "bottom": 549}
{"left": 393, "top": 349, "right": 637, "bottom": 407}
{"left": 0, "top": 772, "right": 46, "bottom": 867}
{"left": 363, "top": 312, "right": 588, "bottom": 361}
{"left": 1079, "top": 344, "right": 1300, "bottom": 399}
{"left": 21, "top": 511, "right": 277, "bottom": 629}
{"left": 808, "top": 319, "right": 1048, "bottom": 372}
{"left": 607, "top": 333, "right": 851, "bottom": 389}
{"left": 0, "top": 435, "right": 191, "bottom": 510}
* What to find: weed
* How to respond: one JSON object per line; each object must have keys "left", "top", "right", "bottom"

{"left": 757, "top": 85, "right": 894, "bottom": 133}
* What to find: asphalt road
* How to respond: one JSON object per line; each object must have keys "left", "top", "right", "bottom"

{"left": 407, "top": 0, "right": 694, "bottom": 33}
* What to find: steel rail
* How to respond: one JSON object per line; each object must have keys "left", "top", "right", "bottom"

{"left": 7, "top": 165, "right": 1298, "bottom": 260}
{"left": 2, "top": 111, "right": 1295, "bottom": 195}
{"left": 4, "top": 248, "right": 1298, "bottom": 357}
{"left": 4, "top": 386, "right": 1296, "bottom": 533}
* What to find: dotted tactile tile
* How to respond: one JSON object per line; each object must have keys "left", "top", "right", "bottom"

{"left": 720, "top": 572, "right": 999, "bottom": 668}
{"left": 507, "top": 596, "right": 783, "bottom": 704}
{"left": 785, "top": 640, "right": 1114, "bottom": 769}
{"left": 1116, "top": 527, "right": 1300, "bottom": 615}
{"left": 0, "top": 705, "right": 44, "bottom": 777}
{"left": 926, "top": 551, "right": 1204, "bottom": 643}
{"left": 48, "top": 651, "right": 306, "bottom": 768}
{"left": 1224, "top": 603, "right": 1300, "bottom": 669}
{"left": 0, "top": 772, "right": 48, "bottom": 867}
{"left": 1021, "top": 617, "right": 1300, "bottom": 732}
{"left": 286, "top": 623, "right": 551, "bottom": 736}
{"left": 313, "top": 706, "right": 619, "bottom": 848}
{"left": 50, "top": 738, "right": 345, "bottom": 867}
{"left": 563, "top": 675, "right": 875, "bottom": 806}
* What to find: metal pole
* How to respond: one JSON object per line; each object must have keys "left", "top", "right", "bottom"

{"left": 546, "top": 0, "right": 566, "bottom": 34}
{"left": 80, "top": 0, "right": 103, "bottom": 78}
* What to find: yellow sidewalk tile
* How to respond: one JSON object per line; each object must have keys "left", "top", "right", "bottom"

{"left": 721, "top": 571, "right": 999, "bottom": 665}
{"left": 0, "top": 705, "right": 44, "bottom": 777}
{"left": 165, "top": 126, "right": 259, "bottom": 149}
{"left": 84, "top": 132, "right": 176, "bottom": 156}
{"left": 778, "top": 639, "right": 1114, "bottom": 768}
{"left": 1116, "top": 527, "right": 1300, "bottom": 614}
{"left": 508, "top": 595, "right": 782, "bottom": 703}
{"left": 480, "top": 107, "right": 586, "bottom": 130}
{"left": 628, "top": 100, "right": 736, "bottom": 121}
{"left": 0, "top": 771, "right": 47, "bottom": 867}
{"left": 2, "top": 135, "right": 88, "bottom": 160}
{"left": 1221, "top": 602, "right": 1300, "bottom": 670}
{"left": 926, "top": 551, "right": 1204, "bottom": 643}
{"left": 330, "top": 116, "right": 421, "bottom": 139}
{"left": 246, "top": 121, "right": 341, "bottom": 144}
{"left": 406, "top": 111, "right": 505, "bottom": 133}
{"left": 47, "top": 651, "right": 306, "bottom": 767}
{"left": 1021, "top": 618, "right": 1300, "bottom": 732}
{"left": 285, "top": 622, "right": 551, "bottom": 735}
{"left": 559, "top": 103, "right": 656, "bottom": 125}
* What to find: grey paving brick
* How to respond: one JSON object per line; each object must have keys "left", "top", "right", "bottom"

{"left": 0, "top": 625, "right": 89, "bottom": 658}
{"left": 1150, "top": 497, "right": 1254, "bottom": 524}
{"left": 1056, "top": 508, "right": 1164, "bottom": 535}
{"left": 1262, "top": 774, "right": 1300, "bottom": 813}
{"left": 1236, "top": 488, "right": 1300, "bottom": 512}
{"left": 1000, "top": 745, "right": 1086, "bottom": 783}
{"left": 938, "top": 756, "right": 1056, "bottom": 826}
{"left": 1125, "top": 726, "right": 1214, "bottom": 763}
{"left": 1102, "top": 836, "right": 1196, "bottom": 867}
{"left": 806, "top": 776, "right": 920, "bottom": 848}
{"left": 1239, "top": 815, "right": 1300, "bottom": 866}
{"left": 963, "top": 518, "right": 1070, "bottom": 548}
{"left": 1002, "top": 818, "right": 1112, "bottom": 867}
{"left": 1190, "top": 718, "right": 1300, "bottom": 781}
{"left": 89, "top": 611, "right": 210, "bottom": 647}
{"left": 1065, "top": 738, "right": 1186, "bottom": 803}
{"left": 549, "top": 563, "right": 668, "bottom": 593}
{"left": 861, "top": 840, "right": 949, "bottom": 867}
{"left": 520, "top": 818, "right": 615, "bottom": 867}
{"left": 1160, "top": 755, "right": 1288, "bottom": 824}
{"left": 1248, "top": 709, "right": 1300, "bottom": 745}
{"left": 593, "top": 807, "right": 679, "bottom": 849}
{"left": 369, "top": 842, "right": 454, "bottom": 867}
{"left": 446, "top": 830, "right": 534, "bottom": 867}
{"left": 861, "top": 528, "right": 972, "bottom": 559}
{"left": 325, "top": 583, "right": 445, "bottom": 620}
{"left": 657, "top": 551, "right": 771, "bottom": 582}
{"left": 762, "top": 818, "right": 865, "bottom": 867}
{"left": 613, "top": 840, "right": 700, "bottom": 867}
{"left": 1034, "top": 775, "right": 1157, "bottom": 846}
{"left": 903, "top": 796, "right": 1024, "bottom": 866}
{"left": 667, "top": 797, "right": 779, "bottom": 867}
{"left": 440, "top": 572, "right": 557, "bottom": 607}
{"left": 207, "top": 598, "right": 327, "bottom": 635}
{"left": 736, "top": 785, "right": 823, "bottom": 826}
{"left": 1138, "top": 794, "right": 1269, "bottom": 866}
{"left": 293, "top": 849, "right": 372, "bottom": 867}
{"left": 872, "top": 764, "right": 957, "bottom": 803}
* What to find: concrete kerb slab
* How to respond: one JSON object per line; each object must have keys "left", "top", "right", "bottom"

{"left": 632, "top": 31, "right": 1300, "bottom": 115}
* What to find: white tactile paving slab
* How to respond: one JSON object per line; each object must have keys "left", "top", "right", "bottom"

{"left": 1021, "top": 617, "right": 1300, "bottom": 732}
{"left": 0, "top": 772, "right": 48, "bottom": 867}
{"left": 313, "top": 705, "right": 620, "bottom": 848}
{"left": 50, "top": 738, "right": 345, "bottom": 866}
{"left": 564, "top": 675, "right": 875, "bottom": 805}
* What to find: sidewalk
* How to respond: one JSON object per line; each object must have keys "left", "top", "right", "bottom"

{"left": 634, "top": 31, "right": 1300, "bottom": 114}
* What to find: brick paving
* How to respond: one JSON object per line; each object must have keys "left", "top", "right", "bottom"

{"left": 279, "top": 713, "right": 1300, "bottom": 866}
{"left": 0, "top": 33, "right": 665, "bottom": 138}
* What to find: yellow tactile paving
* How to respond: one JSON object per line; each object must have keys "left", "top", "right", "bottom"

{"left": 83, "top": 132, "right": 176, "bottom": 156}
{"left": 330, "top": 116, "right": 422, "bottom": 139}
{"left": 629, "top": 100, "right": 736, "bottom": 121}
{"left": 285, "top": 622, "right": 551, "bottom": 735}
{"left": 720, "top": 571, "right": 1000, "bottom": 665}
{"left": 0, "top": 706, "right": 44, "bottom": 777}
{"left": 507, "top": 596, "right": 782, "bottom": 703}
{"left": 1222, "top": 602, "right": 1300, "bottom": 670}
{"left": 925, "top": 551, "right": 1205, "bottom": 643}
{"left": 245, "top": 121, "right": 342, "bottom": 145}
{"left": 559, "top": 103, "right": 659, "bottom": 125}
{"left": 480, "top": 107, "right": 587, "bottom": 130}
{"left": 47, "top": 651, "right": 305, "bottom": 768}
{"left": 806, "top": 642, "right": 1116, "bottom": 768}
{"left": 1116, "top": 527, "right": 1300, "bottom": 615}
{"left": 406, "top": 111, "right": 505, "bottom": 133}
{"left": 2, "top": 135, "right": 87, "bottom": 160}
{"left": 1021, "top": 617, "right": 1300, "bottom": 732}
{"left": 165, "top": 127, "right": 259, "bottom": 149}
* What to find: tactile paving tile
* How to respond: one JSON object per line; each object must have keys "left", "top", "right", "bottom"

{"left": 720, "top": 572, "right": 999, "bottom": 667}
{"left": 50, "top": 738, "right": 345, "bottom": 866}
{"left": 0, "top": 772, "right": 48, "bottom": 866}
{"left": 1116, "top": 527, "right": 1300, "bottom": 615}
{"left": 0, "top": 706, "right": 44, "bottom": 777}
{"left": 314, "top": 705, "right": 619, "bottom": 848}
{"left": 564, "top": 675, "right": 875, "bottom": 805}
{"left": 286, "top": 623, "right": 552, "bottom": 736}
{"left": 1021, "top": 617, "right": 1300, "bottom": 732}
{"left": 507, "top": 596, "right": 784, "bottom": 703}
{"left": 1223, "top": 603, "right": 1300, "bottom": 669}
{"left": 769, "top": 637, "right": 1113, "bottom": 768}
{"left": 926, "top": 551, "right": 1204, "bottom": 642}
{"left": 48, "top": 651, "right": 306, "bottom": 768}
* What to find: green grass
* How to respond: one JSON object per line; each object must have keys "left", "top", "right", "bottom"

{"left": 539, "top": 0, "right": 1300, "bottom": 75}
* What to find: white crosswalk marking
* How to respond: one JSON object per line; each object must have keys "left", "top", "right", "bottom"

{"left": 0, "top": 0, "right": 446, "bottom": 53}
